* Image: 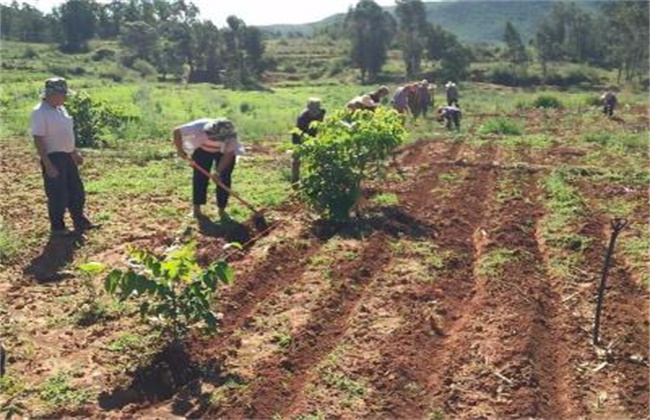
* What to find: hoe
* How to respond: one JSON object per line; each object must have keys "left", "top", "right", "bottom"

{"left": 185, "top": 157, "right": 268, "bottom": 231}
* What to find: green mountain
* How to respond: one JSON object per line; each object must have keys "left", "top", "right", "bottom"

{"left": 260, "top": 0, "right": 609, "bottom": 44}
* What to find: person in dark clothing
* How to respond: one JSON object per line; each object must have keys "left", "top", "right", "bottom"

{"left": 368, "top": 86, "right": 390, "bottom": 105}
{"left": 30, "top": 77, "right": 96, "bottom": 237}
{"left": 445, "top": 81, "right": 459, "bottom": 106}
{"left": 437, "top": 105, "right": 462, "bottom": 131}
{"left": 601, "top": 90, "right": 618, "bottom": 118}
{"left": 173, "top": 118, "right": 243, "bottom": 219}
{"left": 292, "top": 98, "right": 326, "bottom": 183}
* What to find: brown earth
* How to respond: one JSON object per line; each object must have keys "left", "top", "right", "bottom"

{"left": 1, "top": 106, "right": 648, "bottom": 418}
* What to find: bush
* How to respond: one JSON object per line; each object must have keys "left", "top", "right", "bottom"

{"left": 23, "top": 47, "right": 39, "bottom": 59}
{"left": 66, "top": 92, "right": 130, "bottom": 147}
{"left": 296, "top": 107, "right": 407, "bottom": 221}
{"left": 91, "top": 48, "right": 116, "bottom": 62}
{"left": 99, "top": 64, "right": 127, "bottom": 82}
{"left": 478, "top": 118, "right": 522, "bottom": 135}
{"left": 239, "top": 102, "right": 252, "bottom": 114}
{"left": 532, "top": 95, "right": 563, "bottom": 109}
{"left": 131, "top": 58, "right": 157, "bottom": 79}
{"left": 104, "top": 242, "right": 233, "bottom": 341}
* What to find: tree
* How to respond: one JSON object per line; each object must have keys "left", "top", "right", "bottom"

{"left": 58, "top": 0, "right": 97, "bottom": 52}
{"left": 602, "top": 1, "right": 649, "bottom": 84}
{"left": 502, "top": 21, "right": 527, "bottom": 67}
{"left": 396, "top": 0, "right": 428, "bottom": 79}
{"left": 120, "top": 21, "right": 159, "bottom": 62}
{"left": 345, "top": 0, "right": 395, "bottom": 83}
{"left": 426, "top": 24, "right": 472, "bottom": 82}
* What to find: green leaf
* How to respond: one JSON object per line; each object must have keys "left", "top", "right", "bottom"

{"left": 78, "top": 262, "right": 107, "bottom": 275}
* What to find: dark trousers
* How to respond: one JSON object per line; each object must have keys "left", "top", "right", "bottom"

{"left": 447, "top": 98, "right": 459, "bottom": 107}
{"left": 446, "top": 113, "right": 461, "bottom": 130}
{"left": 603, "top": 104, "right": 614, "bottom": 117}
{"left": 42, "top": 152, "right": 86, "bottom": 231}
{"left": 192, "top": 148, "right": 236, "bottom": 208}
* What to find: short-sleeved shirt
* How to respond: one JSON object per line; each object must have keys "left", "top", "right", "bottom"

{"left": 30, "top": 101, "right": 75, "bottom": 154}
{"left": 393, "top": 87, "right": 409, "bottom": 110}
{"left": 176, "top": 118, "right": 244, "bottom": 156}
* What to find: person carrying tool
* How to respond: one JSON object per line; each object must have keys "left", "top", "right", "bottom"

{"left": 601, "top": 90, "right": 618, "bottom": 118}
{"left": 30, "top": 77, "right": 97, "bottom": 237}
{"left": 437, "top": 105, "right": 462, "bottom": 131}
{"left": 173, "top": 118, "right": 243, "bottom": 219}
{"left": 292, "top": 97, "right": 326, "bottom": 184}
{"left": 445, "top": 81, "right": 459, "bottom": 106}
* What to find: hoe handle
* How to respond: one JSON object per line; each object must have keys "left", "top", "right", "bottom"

{"left": 185, "top": 156, "right": 259, "bottom": 214}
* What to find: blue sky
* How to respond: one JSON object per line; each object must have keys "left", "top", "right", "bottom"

{"left": 12, "top": 0, "right": 398, "bottom": 27}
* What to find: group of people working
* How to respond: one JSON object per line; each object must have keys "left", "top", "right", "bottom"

{"left": 30, "top": 76, "right": 620, "bottom": 238}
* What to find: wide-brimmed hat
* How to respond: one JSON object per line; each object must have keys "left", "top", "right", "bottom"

{"left": 41, "top": 77, "right": 74, "bottom": 98}
{"left": 421, "top": 79, "right": 429, "bottom": 86}
{"left": 445, "top": 81, "right": 456, "bottom": 88}
{"left": 204, "top": 118, "right": 237, "bottom": 140}
{"left": 307, "top": 97, "right": 321, "bottom": 110}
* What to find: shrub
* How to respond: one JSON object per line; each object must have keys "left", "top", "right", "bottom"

{"left": 23, "top": 47, "right": 39, "bottom": 59}
{"left": 131, "top": 58, "right": 157, "bottom": 79}
{"left": 296, "top": 107, "right": 407, "bottom": 221}
{"left": 239, "top": 102, "right": 252, "bottom": 114}
{"left": 91, "top": 48, "right": 116, "bottom": 62}
{"left": 585, "top": 96, "right": 602, "bottom": 107}
{"left": 65, "top": 92, "right": 130, "bottom": 147}
{"left": 532, "top": 95, "right": 563, "bottom": 109}
{"left": 478, "top": 118, "right": 522, "bottom": 135}
{"left": 104, "top": 242, "right": 233, "bottom": 341}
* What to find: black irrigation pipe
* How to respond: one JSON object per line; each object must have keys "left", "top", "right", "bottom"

{"left": 593, "top": 218, "right": 628, "bottom": 346}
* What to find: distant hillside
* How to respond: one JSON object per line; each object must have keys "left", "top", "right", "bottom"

{"left": 260, "top": 0, "right": 609, "bottom": 44}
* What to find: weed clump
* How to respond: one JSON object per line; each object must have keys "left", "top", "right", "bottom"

{"left": 478, "top": 118, "right": 522, "bottom": 135}
{"left": 532, "top": 95, "right": 563, "bottom": 109}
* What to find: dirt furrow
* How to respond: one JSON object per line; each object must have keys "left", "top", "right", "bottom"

{"left": 427, "top": 170, "right": 585, "bottom": 418}
{"left": 577, "top": 217, "right": 649, "bottom": 416}
{"left": 345, "top": 140, "right": 498, "bottom": 418}
{"left": 207, "top": 232, "right": 392, "bottom": 418}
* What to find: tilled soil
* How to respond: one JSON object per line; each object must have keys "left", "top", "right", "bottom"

{"left": 1, "top": 108, "right": 648, "bottom": 418}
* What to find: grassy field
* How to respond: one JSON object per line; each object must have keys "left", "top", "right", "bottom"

{"left": 0, "top": 37, "right": 648, "bottom": 418}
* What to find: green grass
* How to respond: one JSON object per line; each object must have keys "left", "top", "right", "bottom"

{"left": 0, "top": 220, "right": 23, "bottom": 264}
{"left": 106, "top": 332, "right": 156, "bottom": 352}
{"left": 476, "top": 248, "right": 518, "bottom": 278}
{"left": 371, "top": 192, "right": 399, "bottom": 206}
{"left": 477, "top": 118, "right": 522, "bottom": 135}
{"left": 539, "top": 170, "right": 591, "bottom": 278}
{"left": 532, "top": 95, "right": 564, "bottom": 109}
{"left": 322, "top": 369, "right": 367, "bottom": 399}
{"left": 38, "top": 372, "right": 90, "bottom": 408}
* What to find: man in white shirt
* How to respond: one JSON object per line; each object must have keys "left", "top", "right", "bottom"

{"left": 172, "top": 118, "right": 243, "bottom": 219}
{"left": 31, "top": 78, "right": 95, "bottom": 237}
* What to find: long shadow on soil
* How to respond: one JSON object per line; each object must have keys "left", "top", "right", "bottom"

{"left": 97, "top": 342, "right": 245, "bottom": 417}
{"left": 311, "top": 205, "right": 437, "bottom": 241}
{"left": 100, "top": 205, "right": 437, "bottom": 416}
{"left": 196, "top": 215, "right": 251, "bottom": 244}
{"left": 23, "top": 235, "right": 83, "bottom": 283}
